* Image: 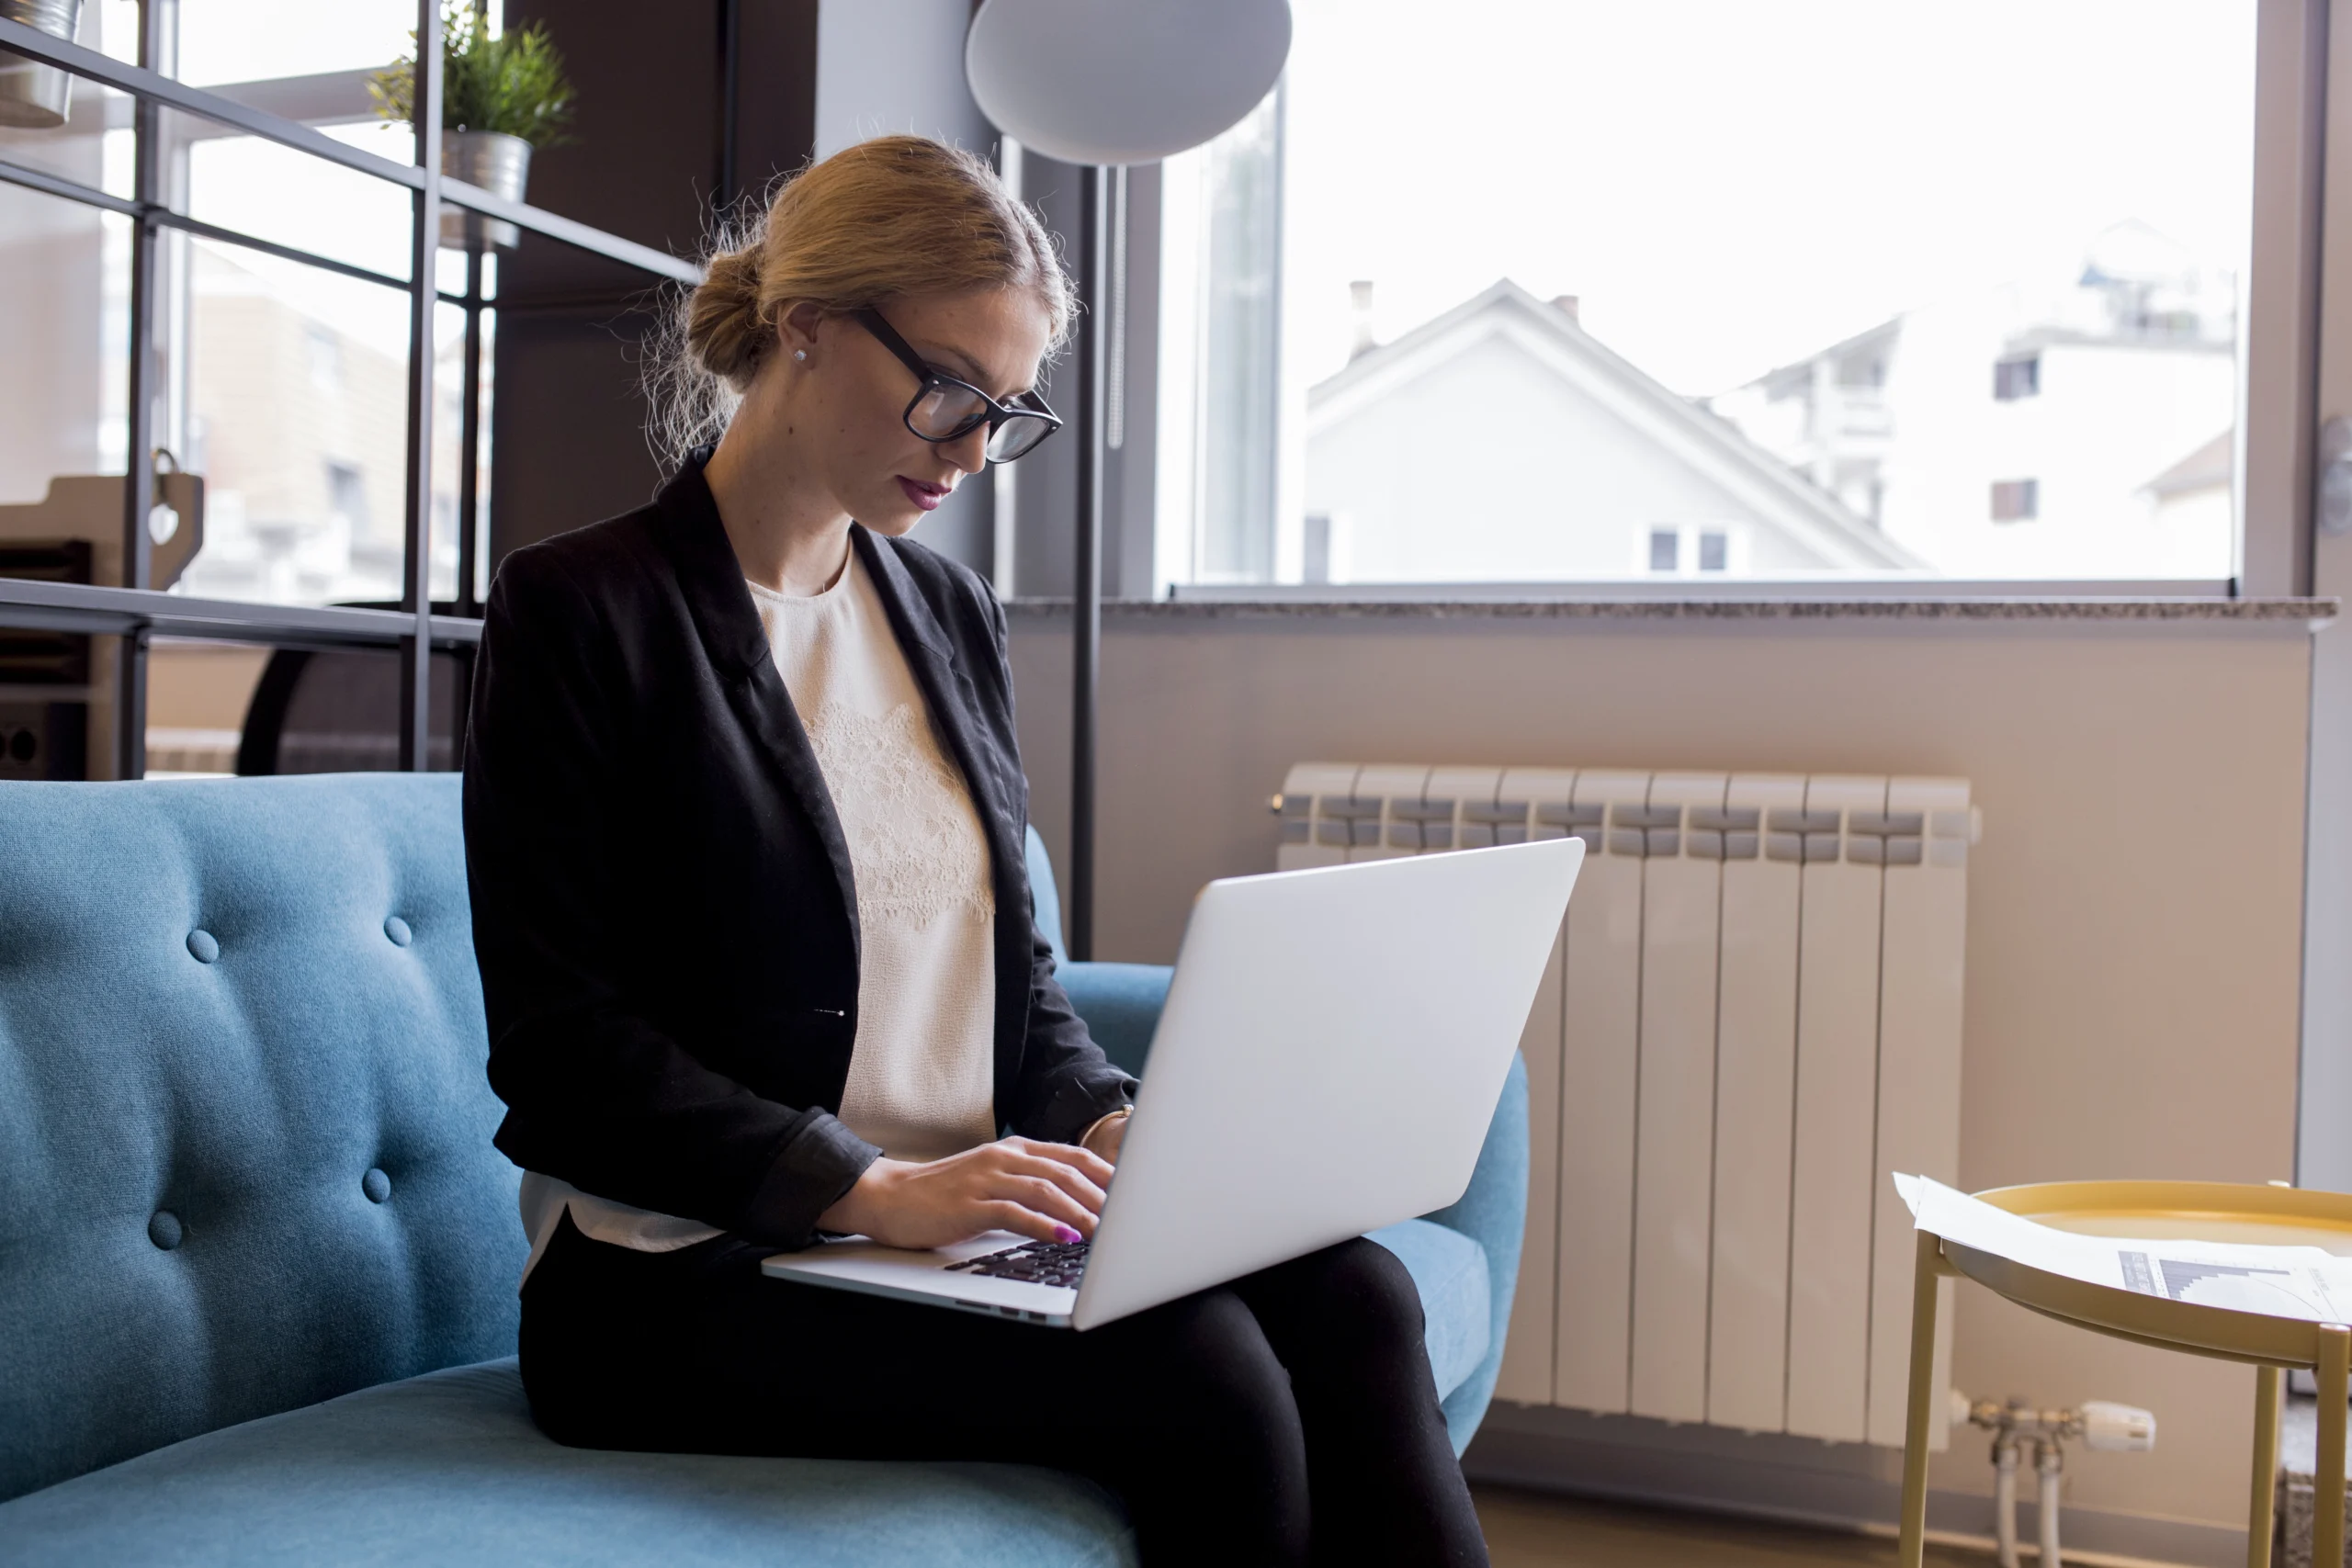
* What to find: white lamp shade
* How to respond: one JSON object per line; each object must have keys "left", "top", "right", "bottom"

{"left": 965, "top": 0, "right": 1293, "bottom": 166}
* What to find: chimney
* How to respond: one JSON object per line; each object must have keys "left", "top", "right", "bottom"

{"left": 1349, "top": 280, "right": 1377, "bottom": 359}
{"left": 1551, "top": 294, "right": 1581, "bottom": 324}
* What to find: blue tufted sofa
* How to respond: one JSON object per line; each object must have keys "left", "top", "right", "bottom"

{"left": 0, "top": 773, "right": 1527, "bottom": 1564}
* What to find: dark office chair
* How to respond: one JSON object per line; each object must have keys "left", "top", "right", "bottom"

{"left": 236, "top": 604, "right": 472, "bottom": 775}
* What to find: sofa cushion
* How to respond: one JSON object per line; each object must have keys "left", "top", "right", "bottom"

{"left": 1366, "top": 1218, "right": 1492, "bottom": 1399}
{"left": 0, "top": 1359, "right": 1136, "bottom": 1567}
{"left": 0, "top": 775, "right": 524, "bottom": 1502}
{"left": 1054, "top": 962, "right": 1172, "bottom": 1078}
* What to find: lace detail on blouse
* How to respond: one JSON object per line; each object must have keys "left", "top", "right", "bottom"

{"left": 804, "top": 697, "right": 995, "bottom": 930}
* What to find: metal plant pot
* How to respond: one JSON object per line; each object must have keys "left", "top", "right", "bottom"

{"left": 441, "top": 130, "right": 531, "bottom": 251}
{"left": 0, "top": 0, "right": 83, "bottom": 130}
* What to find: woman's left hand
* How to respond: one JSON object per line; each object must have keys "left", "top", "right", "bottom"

{"left": 1081, "top": 1111, "right": 1127, "bottom": 1165}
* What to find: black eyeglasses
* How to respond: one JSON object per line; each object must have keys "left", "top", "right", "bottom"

{"left": 852, "top": 307, "right": 1062, "bottom": 464}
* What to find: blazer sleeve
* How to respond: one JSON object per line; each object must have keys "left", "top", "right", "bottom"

{"left": 464, "top": 547, "right": 879, "bottom": 1247}
{"left": 974, "top": 586, "right": 1141, "bottom": 1145}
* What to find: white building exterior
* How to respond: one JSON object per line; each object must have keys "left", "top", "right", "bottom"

{"left": 1302, "top": 280, "right": 1921, "bottom": 583}
{"left": 1707, "top": 222, "right": 2237, "bottom": 580}
{"left": 175, "top": 244, "right": 467, "bottom": 607}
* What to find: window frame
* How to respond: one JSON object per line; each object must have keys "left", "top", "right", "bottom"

{"left": 0, "top": 6, "right": 701, "bottom": 775}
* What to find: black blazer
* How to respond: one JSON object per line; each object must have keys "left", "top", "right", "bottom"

{"left": 462, "top": 449, "right": 1136, "bottom": 1249}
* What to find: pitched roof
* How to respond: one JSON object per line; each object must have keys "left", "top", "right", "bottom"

{"left": 1310, "top": 279, "right": 1924, "bottom": 570}
{"left": 2142, "top": 429, "right": 2233, "bottom": 499}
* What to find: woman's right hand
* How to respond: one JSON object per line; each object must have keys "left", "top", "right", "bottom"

{"left": 818, "top": 1136, "right": 1114, "bottom": 1251}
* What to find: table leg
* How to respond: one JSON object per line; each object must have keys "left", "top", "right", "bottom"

{"left": 2250, "top": 1365, "right": 2281, "bottom": 1568}
{"left": 1897, "top": 1231, "right": 1944, "bottom": 1568}
{"left": 2318, "top": 1325, "right": 2350, "bottom": 1568}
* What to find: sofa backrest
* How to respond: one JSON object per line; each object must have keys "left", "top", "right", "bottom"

{"left": 1023, "top": 824, "right": 1069, "bottom": 966}
{"left": 0, "top": 773, "right": 522, "bottom": 1501}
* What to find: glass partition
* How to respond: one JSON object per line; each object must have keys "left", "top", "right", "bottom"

{"left": 0, "top": 1, "right": 692, "bottom": 774}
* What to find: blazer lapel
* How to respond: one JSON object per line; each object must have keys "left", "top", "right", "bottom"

{"left": 653, "top": 452, "right": 862, "bottom": 964}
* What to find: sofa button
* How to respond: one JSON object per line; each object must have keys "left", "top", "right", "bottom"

{"left": 186, "top": 930, "right": 218, "bottom": 964}
{"left": 383, "top": 916, "right": 412, "bottom": 948}
{"left": 362, "top": 1168, "right": 391, "bottom": 1203}
{"left": 148, "top": 1211, "right": 183, "bottom": 1250}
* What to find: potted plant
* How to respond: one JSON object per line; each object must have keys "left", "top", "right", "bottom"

{"left": 371, "top": 1, "right": 576, "bottom": 251}
{"left": 0, "top": 0, "right": 84, "bottom": 129}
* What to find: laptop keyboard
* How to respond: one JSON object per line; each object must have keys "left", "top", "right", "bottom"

{"left": 946, "top": 1238, "right": 1090, "bottom": 1288}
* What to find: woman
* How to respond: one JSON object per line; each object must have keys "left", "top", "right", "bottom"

{"left": 463, "top": 134, "right": 1487, "bottom": 1567}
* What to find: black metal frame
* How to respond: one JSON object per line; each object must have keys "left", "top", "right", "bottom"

{"left": 0, "top": 6, "right": 700, "bottom": 776}
{"left": 851, "top": 306, "right": 1063, "bottom": 462}
{"left": 1069, "top": 164, "right": 1107, "bottom": 960}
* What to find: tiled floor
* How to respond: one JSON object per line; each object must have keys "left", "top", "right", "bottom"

{"left": 1473, "top": 1486, "right": 1987, "bottom": 1567}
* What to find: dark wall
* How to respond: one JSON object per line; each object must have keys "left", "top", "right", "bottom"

{"left": 490, "top": 0, "right": 820, "bottom": 565}
{"left": 484, "top": 3, "right": 1158, "bottom": 597}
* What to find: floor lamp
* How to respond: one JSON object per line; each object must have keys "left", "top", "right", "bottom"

{"left": 967, "top": 0, "right": 1292, "bottom": 959}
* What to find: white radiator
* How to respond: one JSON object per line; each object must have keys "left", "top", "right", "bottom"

{"left": 1273, "top": 762, "right": 1974, "bottom": 1448}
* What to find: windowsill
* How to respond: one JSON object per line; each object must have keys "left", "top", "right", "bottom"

{"left": 1004, "top": 592, "right": 2338, "bottom": 627}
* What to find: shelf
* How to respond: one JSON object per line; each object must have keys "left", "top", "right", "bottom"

{"left": 0, "top": 579, "right": 481, "bottom": 650}
{"left": 0, "top": 14, "right": 701, "bottom": 286}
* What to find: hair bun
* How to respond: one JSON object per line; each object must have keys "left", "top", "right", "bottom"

{"left": 648, "top": 135, "right": 1072, "bottom": 468}
{"left": 685, "top": 245, "right": 769, "bottom": 389}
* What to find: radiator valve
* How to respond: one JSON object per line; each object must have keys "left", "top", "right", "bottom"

{"left": 1951, "top": 1391, "right": 2155, "bottom": 1568}
{"left": 1949, "top": 1390, "right": 2156, "bottom": 1451}
{"left": 2078, "top": 1400, "right": 2159, "bottom": 1452}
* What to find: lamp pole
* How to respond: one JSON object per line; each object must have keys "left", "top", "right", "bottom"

{"left": 1069, "top": 161, "right": 1108, "bottom": 961}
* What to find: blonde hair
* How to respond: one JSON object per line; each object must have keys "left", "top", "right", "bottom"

{"left": 645, "top": 135, "right": 1074, "bottom": 465}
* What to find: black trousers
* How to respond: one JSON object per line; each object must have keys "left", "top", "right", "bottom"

{"left": 521, "top": 1213, "right": 1489, "bottom": 1567}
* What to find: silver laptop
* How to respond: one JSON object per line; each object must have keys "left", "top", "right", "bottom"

{"left": 761, "top": 836, "right": 1584, "bottom": 1331}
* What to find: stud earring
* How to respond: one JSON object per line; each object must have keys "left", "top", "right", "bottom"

{"left": 793, "top": 349, "right": 808, "bottom": 362}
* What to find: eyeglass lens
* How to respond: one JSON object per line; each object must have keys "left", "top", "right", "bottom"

{"left": 908, "top": 382, "right": 990, "bottom": 439}
{"left": 983, "top": 415, "right": 1052, "bottom": 462}
{"left": 908, "top": 383, "right": 1053, "bottom": 462}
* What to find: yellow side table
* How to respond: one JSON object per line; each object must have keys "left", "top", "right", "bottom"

{"left": 1897, "top": 1181, "right": 2352, "bottom": 1568}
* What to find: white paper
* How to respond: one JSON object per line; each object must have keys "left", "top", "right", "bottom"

{"left": 1894, "top": 1173, "right": 2352, "bottom": 1324}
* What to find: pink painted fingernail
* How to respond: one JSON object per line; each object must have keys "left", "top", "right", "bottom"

{"left": 1054, "top": 1224, "right": 1082, "bottom": 1244}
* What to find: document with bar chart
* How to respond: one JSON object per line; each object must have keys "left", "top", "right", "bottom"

{"left": 1894, "top": 1175, "right": 2352, "bottom": 1324}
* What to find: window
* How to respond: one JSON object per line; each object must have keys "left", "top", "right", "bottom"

{"left": 1, "top": 4, "right": 481, "bottom": 611}
{"left": 1645, "top": 524, "right": 1741, "bottom": 575}
{"left": 1158, "top": 88, "right": 1283, "bottom": 584}
{"left": 0, "top": 2, "right": 684, "bottom": 781}
{"left": 1991, "top": 479, "right": 2041, "bottom": 523}
{"left": 1994, "top": 355, "right": 2041, "bottom": 400}
{"left": 305, "top": 326, "right": 344, "bottom": 393}
{"left": 1697, "top": 527, "right": 1730, "bottom": 573}
{"left": 1302, "top": 512, "right": 1335, "bottom": 583}
{"left": 324, "top": 460, "right": 368, "bottom": 527}
{"left": 1157, "top": 1, "right": 2257, "bottom": 590}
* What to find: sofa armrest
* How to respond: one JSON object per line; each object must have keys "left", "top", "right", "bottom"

{"left": 1419, "top": 1051, "right": 1529, "bottom": 1455}
{"left": 1056, "top": 961, "right": 1172, "bottom": 1079}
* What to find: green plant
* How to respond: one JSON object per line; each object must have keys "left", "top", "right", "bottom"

{"left": 371, "top": 2, "right": 577, "bottom": 148}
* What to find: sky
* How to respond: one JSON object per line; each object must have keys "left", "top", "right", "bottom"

{"left": 111, "top": 2, "right": 2260, "bottom": 399}
{"left": 1279, "top": 0, "right": 2259, "bottom": 397}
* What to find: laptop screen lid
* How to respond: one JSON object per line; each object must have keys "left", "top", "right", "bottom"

{"left": 1071, "top": 837, "right": 1583, "bottom": 1330}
